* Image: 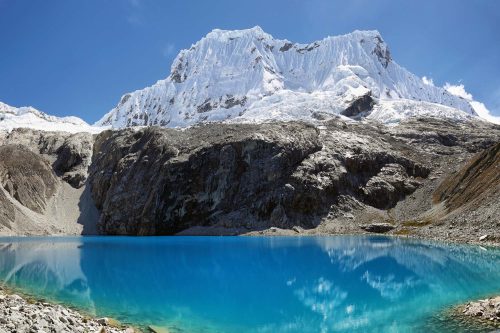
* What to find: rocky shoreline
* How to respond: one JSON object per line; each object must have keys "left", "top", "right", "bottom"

{"left": 461, "top": 296, "right": 500, "bottom": 324}
{"left": 434, "top": 296, "right": 500, "bottom": 332}
{"left": 0, "top": 287, "right": 137, "bottom": 333}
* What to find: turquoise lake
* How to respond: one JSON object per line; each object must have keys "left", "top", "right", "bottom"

{"left": 0, "top": 236, "right": 499, "bottom": 332}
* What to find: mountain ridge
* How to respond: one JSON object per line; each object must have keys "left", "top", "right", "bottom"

{"left": 96, "top": 26, "right": 478, "bottom": 128}
{"left": 0, "top": 101, "right": 102, "bottom": 134}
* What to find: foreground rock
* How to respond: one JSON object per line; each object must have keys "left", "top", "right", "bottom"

{"left": 462, "top": 296, "right": 500, "bottom": 322}
{"left": 0, "top": 289, "right": 136, "bottom": 333}
{"left": 441, "top": 296, "right": 500, "bottom": 331}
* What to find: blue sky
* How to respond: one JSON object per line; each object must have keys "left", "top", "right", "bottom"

{"left": 1, "top": 0, "right": 499, "bottom": 123}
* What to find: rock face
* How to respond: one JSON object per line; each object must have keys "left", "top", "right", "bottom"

{"left": 88, "top": 121, "right": 432, "bottom": 235}
{"left": 0, "top": 145, "right": 58, "bottom": 213}
{"left": 2, "top": 128, "right": 94, "bottom": 188}
{"left": 89, "top": 123, "right": 322, "bottom": 234}
{"left": 0, "top": 129, "right": 98, "bottom": 236}
{"left": 434, "top": 142, "right": 499, "bottom": 213}
{"left": 0, "top": 116, "right": 498, "bottom": 241}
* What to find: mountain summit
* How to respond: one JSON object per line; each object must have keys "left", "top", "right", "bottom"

{"left": 96, "top": 27, "right": 478, "bottom": 128}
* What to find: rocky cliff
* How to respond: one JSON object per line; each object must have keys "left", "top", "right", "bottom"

{"left": 0, "top": 118, "right": 498, "bottom": 241}
{"left": 0, "top": 129, "right": 98, "bottom": 235}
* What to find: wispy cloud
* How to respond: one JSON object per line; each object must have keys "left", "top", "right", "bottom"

{"left": 421, "top": 76, "right": 434, "bottom": 86}
{"left": 162, "top": 43, "right": 176, "bottom": 57}
{"left": 125, "top": 0, "right": 144, "bottom": 25}
{"left": 128, "top": 0, "right": 142, "bottom": 8}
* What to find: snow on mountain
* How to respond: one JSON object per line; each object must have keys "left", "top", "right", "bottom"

{"left": 96, "top": 26, "right": 480, "bottom": 128}
{"left": 0, "top": 102, "right": 104, "bottom": 134}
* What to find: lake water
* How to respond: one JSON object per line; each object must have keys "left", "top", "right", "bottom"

{"left": 0, "top": 236, "right": 499, "bottom": 332}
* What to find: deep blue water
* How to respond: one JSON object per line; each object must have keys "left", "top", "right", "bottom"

{"left": 0, "top": 236, "right": 499, "bottom": 332}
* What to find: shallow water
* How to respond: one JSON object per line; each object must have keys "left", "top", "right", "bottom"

{"left": 0, "top": 236, "right": 499, "bottom": 332}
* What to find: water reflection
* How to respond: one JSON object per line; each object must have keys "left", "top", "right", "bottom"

{"left": 0, "top": 236, "right": 499, "bottom": 333}
{"left": 0, "top": 239, "right": 94, "bottom": 311}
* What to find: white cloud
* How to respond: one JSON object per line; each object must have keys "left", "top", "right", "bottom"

{"left": 421, "top": 76, "right": 434, "bottom": 86}
{"left": 444, "top": 83, "right": 473, "bottom": 100}
{"left": 444, "top": 82, "right": 500, "bottom": 124}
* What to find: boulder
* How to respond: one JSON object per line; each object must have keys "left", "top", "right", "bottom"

{"left": 360, "top": 223, "right": 395, "bottom": 233}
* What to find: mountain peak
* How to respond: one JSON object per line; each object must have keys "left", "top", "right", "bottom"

{"left": 96, "top": 27, "right": 479, "bottom": 128}
{"left": 205, "top": 26, "right": 270, "bottom": 40}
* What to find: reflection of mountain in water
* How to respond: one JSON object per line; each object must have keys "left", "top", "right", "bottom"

{"left": 0, "top": 239, "right": 94, "bottom": 312}
{"left": 292, "top": 237, "right": 500, "bottom": 332}
{"left": 0, "top": 236, "right": 500, "bottom": 332}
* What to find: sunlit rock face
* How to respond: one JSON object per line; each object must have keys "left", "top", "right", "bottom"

{"left": 88, "top": 122, "right": 433, "bottom": 235}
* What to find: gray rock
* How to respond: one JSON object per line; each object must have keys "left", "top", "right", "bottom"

{"left": 96, "top": 317, "right": 109, "bottom": 326}
{"left": 0, "top": 145, "right": 58, "bottom": 213}
{"left": 0, "top": 116, "right": 498, "bottom": 243}
{"left": 360, "top": 223, "right": 396, "bottom": 233}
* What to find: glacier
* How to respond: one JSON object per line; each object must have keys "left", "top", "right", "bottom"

{"left": 96, "top": 26, "right": 479, "bottom": 128}
{"left": 0, "top": 101, "right": 104, "bottom": 134}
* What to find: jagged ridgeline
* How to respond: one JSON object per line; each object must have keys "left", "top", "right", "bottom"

{"left": 96, "top": 27, "right": 477, "bottom": 128}
{"left": 0, "top": 27, "right": 498, "bottom": 239}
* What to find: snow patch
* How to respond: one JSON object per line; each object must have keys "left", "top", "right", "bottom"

{"left": 0, "top": 102, "right": 107, "bottom": 134}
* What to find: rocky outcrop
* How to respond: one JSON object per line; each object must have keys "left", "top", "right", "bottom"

{"left": 0, "top": 117, "right": 498, "bottom": 240}
{"left": 434, "top": 142, "right": 499, "bottom": 212}
{"left": 88, "top": 121, "right": 433, "bottom": 235}
{"left": 341, "top": 92, "right": 374, "bottom": 118}
{"left": 0, "top": 129, "right": 98, "bottom": 236}
{"left": 89, "top": 123, "right": 322, "bottom": 235}
{"left": 462, "top": 296, "right": 500, "bottom": 323}
{"left": 0, "top": 145, "right": 58, "bottom": 213}
{"left": 0, "top": 128, "right": 93, "bottom": 188}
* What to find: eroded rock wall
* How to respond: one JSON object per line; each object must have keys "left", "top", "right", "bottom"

{"left": 88, "top": 121, "right": 432, "bottom": 235}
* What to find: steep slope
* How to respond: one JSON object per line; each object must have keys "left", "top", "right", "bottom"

{"left": 0, "top": 101, "right": 103, "bottom": 134}
{"left": 431, "top": 142, "right": 500, "bottom": 237}
{"left": 96, "top": 27, "right": 477, "bottom": 128}
{"left": 0, "top": 128, "right": 98, "bottom": 236}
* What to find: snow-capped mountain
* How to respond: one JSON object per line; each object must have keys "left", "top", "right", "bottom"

{"left": 0, "top": 102, "right": 103, "bottom": 134}
{"left": 96, "top": 26, "right": 478, "bottom": 128}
